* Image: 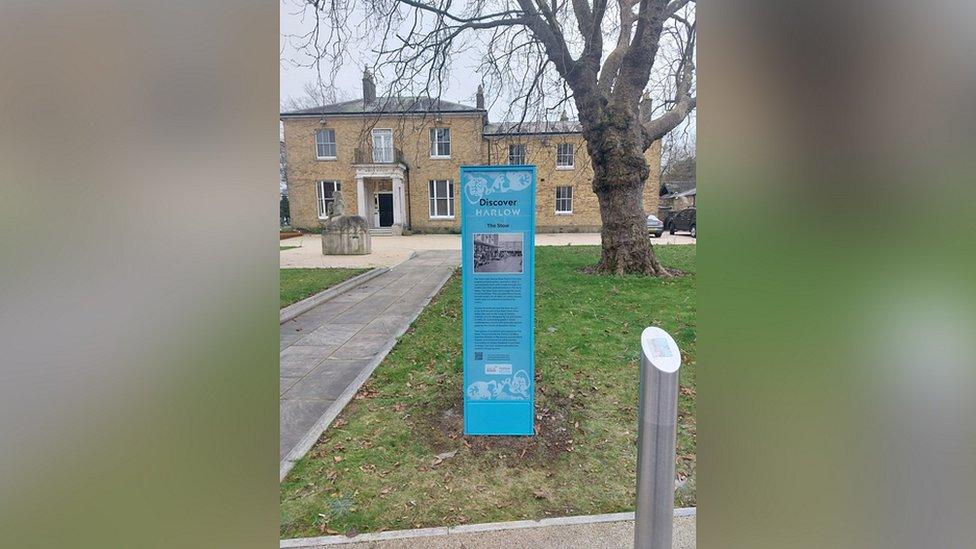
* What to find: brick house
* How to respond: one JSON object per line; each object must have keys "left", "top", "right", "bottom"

{"left": 280, "top": 72, "right": 661, "bottom": 234}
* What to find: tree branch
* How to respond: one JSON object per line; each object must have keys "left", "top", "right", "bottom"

{"left": 642, "top": 95, "right": 695, "bottom": 144}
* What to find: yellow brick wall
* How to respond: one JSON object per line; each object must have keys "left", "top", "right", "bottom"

{"left": 399, "top": 115, "right": 483, "bottom": 232}
{"left": 282, "top": 115, "right": 660, "bottom": 233}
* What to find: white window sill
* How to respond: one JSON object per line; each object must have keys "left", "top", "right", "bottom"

{"left": 430, "top": 155, "right": 452, "bottom": 160}
{"left": 316, "top": 156, "right": 337, "bottom": 161}
{"left": 556, "top": 165, "right": 575, "bottom": 170}
{"left": 429, "top": 216, "right": 455, "bottom": 220}
{"left": 555, "top": 211, "right": 573, "bottom": 215}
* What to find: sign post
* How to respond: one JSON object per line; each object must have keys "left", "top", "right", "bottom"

{"left": 460, "top": 165, "right": 536, "bottom": 436}
{"left": 634, "top": 326, "right": 682, "bottom": 549}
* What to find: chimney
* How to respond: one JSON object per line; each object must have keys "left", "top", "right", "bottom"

{"left": 476, "top": 84, "right": 485, "bottom": 110}
{"left": 560, "top": 110, "right": 568, "bottom": 122}
{"left": 362, "top": 69, "right": 376, "bottom": 104}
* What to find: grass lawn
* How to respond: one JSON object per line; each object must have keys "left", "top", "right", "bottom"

{"left": 280, "top": 245, "right": 696, "bottom": 537}
{"left": 280, "top": 268, "right": 369, "bottom": 309}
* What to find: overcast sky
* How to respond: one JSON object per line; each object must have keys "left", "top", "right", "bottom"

{"left": 280, "top": 0, "right": 484, "bottom": 115}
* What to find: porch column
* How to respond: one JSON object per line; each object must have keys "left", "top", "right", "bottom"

{"left": 355, "top": 177, "right": 366, "bottom": 218}
{"left": 391, "top": 175, "right": 404, "bottom": 226}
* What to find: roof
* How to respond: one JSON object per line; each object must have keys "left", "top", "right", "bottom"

{"left": 483, "top": 120, "right": 583, "bottom": 136}
{"left": 281, "top": 96, "right": 482, "bottom": 117}
{"left": 662, "top": 186, "right": 697, "bottom": 199}
{"left": 661, "top": 180, "right": 696, "bottom": 195}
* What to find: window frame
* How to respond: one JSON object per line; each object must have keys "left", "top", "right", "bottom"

{"left": 315, "top": 129, "right": 337, "bottom": 160}
{"left": 508, "top": 143, "right": 526, "bottom": 165}
{"left": 555, "top": 185, "right": 573, "bottom": 214}
{"left": 429, "top": 128, "right": 452, "bottom": 159}
{"left": 428, "top": 179, "right": 455, "bottom": 219}
{"left": 371, "top": 128, "right": 394, "bottom": 163}
{"left": 556, "top": 143, "right": 575, "bottom": 169}
{"left": 316, "top": 180, "right": 341, "bottom": 219}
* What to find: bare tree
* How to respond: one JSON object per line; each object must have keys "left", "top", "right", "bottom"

{"left": 281, "top": 80, "right": 345, "bottom": 112}
{"left": 290, "top": 0, "right": 696, "bottom": 275}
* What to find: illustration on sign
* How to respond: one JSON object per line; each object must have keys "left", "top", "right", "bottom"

{"left": 465, "top": 370, "right": 531, "bottom": 401}
{"left": 461, "top": 165, "right": 536, "bottom": 436}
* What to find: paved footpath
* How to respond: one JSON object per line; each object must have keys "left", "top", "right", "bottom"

{"left": 281, "top": 513, "right": 696, "bottom": 548}
{"left": 280, "top": 250, "right": 459, "bottom": 474}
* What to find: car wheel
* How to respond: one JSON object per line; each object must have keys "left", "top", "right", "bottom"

{"left": 654, "top": 231, "right": 663, "bottom": 238}
{"left": 668, "top": 223, "right": 675, "bottom": 235}
{"left": 690, "top": 225, "right": 697, "bottom": 238}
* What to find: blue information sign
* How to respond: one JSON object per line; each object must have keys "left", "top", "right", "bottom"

{"left": 461, "top": 165, "right": 536, "bottom": 436}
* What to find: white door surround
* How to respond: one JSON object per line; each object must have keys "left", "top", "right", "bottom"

{"left": 354, "top": 165, "right": 407, "bottom": 235}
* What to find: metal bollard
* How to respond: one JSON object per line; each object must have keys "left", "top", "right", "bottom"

{"left": 634, "top": 327, "right": 682, "bottom": 549}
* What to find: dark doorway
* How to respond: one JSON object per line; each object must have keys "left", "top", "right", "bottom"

{"left": 378, "top": 193, "right": 394, "bottom": 227}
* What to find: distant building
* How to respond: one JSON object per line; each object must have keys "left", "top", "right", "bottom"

{"left": 659, "top": 186, "right": 696, "bottom": 221}
{"left": 280, "top": 71, "right": 662, "bottom": 234}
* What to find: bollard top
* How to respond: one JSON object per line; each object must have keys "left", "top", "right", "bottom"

{"left": 640, "top": 326, "right": 681, "bottom": 373}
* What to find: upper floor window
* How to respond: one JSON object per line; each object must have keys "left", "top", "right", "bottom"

{"left": 556, "top": 186, "right": 573, "bottom": 214}
{"left": 508, "top": 144, "right": 526, "bottom": 165}
{"left": 371, "top": 129, "right": 394, "bottom": 163}
{"left": 428, "top": 180, "right": 455, "bottom": 219}
{"left": 316, "top": 180, "right": 340, "bottom": 218}
{"left": 430, "top": 128, "right": 451, "bottom": 158}
{"left": 315, "top": 129, "right": 336, "bottom": 159}
{"left": 556, "top": 143, "right": 575, "bottom": 168}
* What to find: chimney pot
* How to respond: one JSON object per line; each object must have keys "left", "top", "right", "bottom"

{"left": 476, "top": 84, "right": 485, "bottom": 110}
{"left": 363, "top": 69, "right": 376, "bottom": 104}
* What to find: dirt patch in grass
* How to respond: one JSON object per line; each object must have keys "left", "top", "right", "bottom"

{"left": 419, "top": 395, "right": 575, "bottom": 466}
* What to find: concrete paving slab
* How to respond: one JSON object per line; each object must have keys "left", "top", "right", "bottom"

{"left": 359, "top": 314, "right": 414, "bottom": 336}
{"left": 280, "top": 345, "right": 337, "bottom": 378}
{"left": 282, "top": 359, "right": 371, "bottom": 400}
{"left": 280, "top": 334, "right": 303, "bottom": 351}
{"left": 294, "top": 324, "right": 364, "bottom": 346}
{"left": 280, "top": 399, "right": 333, "bottom": 457}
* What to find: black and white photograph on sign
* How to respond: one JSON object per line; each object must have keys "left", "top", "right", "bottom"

{"left": 473, "top": 233, "right": 524, "bottom": 274}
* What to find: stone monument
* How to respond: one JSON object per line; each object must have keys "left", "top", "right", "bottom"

{"left": 321, "top": 190, "right": 371, "bottom": 255}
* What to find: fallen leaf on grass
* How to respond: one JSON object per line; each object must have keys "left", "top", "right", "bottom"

{"left": 533, "top": 490, "right": 549, "bottom": 500}
{"left": 333, "top": 455, "right": 343, "bottom": 463}
{"left": 431, "top": 449, "right": 457, "bottom": 466}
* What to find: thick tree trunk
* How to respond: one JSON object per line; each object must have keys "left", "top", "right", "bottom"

{"left": 581, "top": 101, "right": 671, "bottom": 276}
{"left": 594, "top": 176, "right": 670, "bottom": 276}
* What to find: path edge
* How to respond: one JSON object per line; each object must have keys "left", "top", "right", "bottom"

{"left": 280, "top": 507, "right": 696, "bottom": 547}
{"left": 279, "top": 263, "right": 456, "bottom": 481}
{"left": 280, "top": 267, "right": 389, "bottom": 324}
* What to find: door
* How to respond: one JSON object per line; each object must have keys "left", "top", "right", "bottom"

{"left": 371, "top": 129, "right": 393, "bottom": 163}
{"left": 377, "top": 193, "right": 394, "bottom": 227}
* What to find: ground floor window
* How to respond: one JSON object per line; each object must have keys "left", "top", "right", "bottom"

{"left": 555, "top": 186, "right": 573, "bottom": 214}
{"left": 428, "top": 179, "right": 455, "bottom": 218}
{"left": 316, "top": 180, "right": 340, "bottom": 218}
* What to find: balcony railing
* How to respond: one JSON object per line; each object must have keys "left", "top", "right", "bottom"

{"left": 354, "top": 146, "right": 406, "bottom": 165}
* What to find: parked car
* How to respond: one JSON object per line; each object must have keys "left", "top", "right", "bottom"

{"left": 667, "top": 207, "right": 696, "bottom": 238}
{"left": 646, "top": 214, "right": 664, "bottom": 237}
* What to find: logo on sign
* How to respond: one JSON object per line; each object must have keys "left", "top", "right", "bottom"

{"left": 464, "top": 172, "right": 532, "bottom": 204}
